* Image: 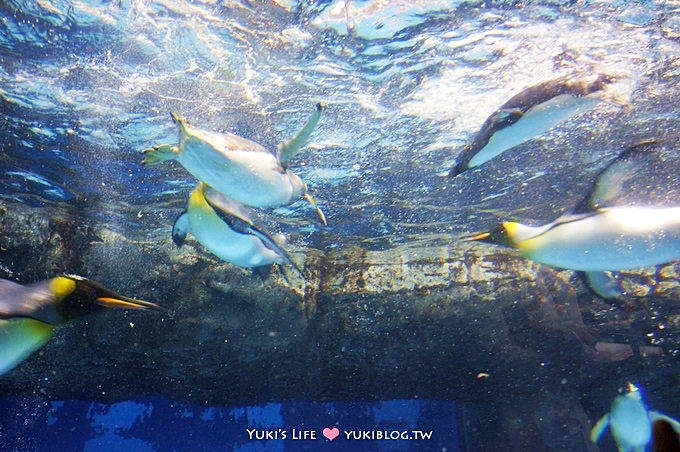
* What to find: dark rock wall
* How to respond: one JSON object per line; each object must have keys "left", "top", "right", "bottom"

{"left": 1, "top": 200, "right": 679, "bottom": 451}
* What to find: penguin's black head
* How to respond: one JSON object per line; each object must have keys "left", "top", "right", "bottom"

{"left": 491, "top": 108, "right": 523, "bottom": 129}
{"left": 589, "top": 73, "right": 617, "bottom": 91}
{"left": 449, "top": 144, "right": 475, "bottom": 177}
{"left": 54, "top": 275, "right": 159, "bottom": 323}
{"left": 464, "top": 223, "right": 512, "bottom": 247}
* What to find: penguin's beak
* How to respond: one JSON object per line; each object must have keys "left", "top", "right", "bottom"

{"left": 64, "top": 275, "right": 161, "bottom": 311}
{"left": 462, "top": 224, "right": 511, "bottom": 246}
{"left": 304, "top": 193, "right": 327, "bottom": 226}
{"left": 465, "top": 231, "right": 492, "bottom": 242}
{"left": 95, "top": 295, "right": 159, "bottom": 310}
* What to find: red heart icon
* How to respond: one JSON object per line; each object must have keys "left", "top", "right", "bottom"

{"left": 323, "top": 427, "right": 339, "bottom": 441}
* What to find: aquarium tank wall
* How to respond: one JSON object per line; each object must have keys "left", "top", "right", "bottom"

{"left": 0, "top": 0, "right": 679, "bottom": 451}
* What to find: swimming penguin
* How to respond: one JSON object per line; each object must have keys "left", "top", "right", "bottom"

{"left": 468, "top": 205, "right": 680, "bottom": 271}
{"left": 0, "top": 275, "right": 159, "bottom": 375}
{"left": 591, "top": 383, "right": 680, "bottom": 452}
{"left": 466, "top": 140, "right": 680, "bottom": 294}
{"left": 449, "top": 73, "right": 616, "bottom": 176}
{"left": 141, "top": 103, "right": 327, "bottom": 225}
{"left": 172, "top": 182, "right": 303, "bottom": 275}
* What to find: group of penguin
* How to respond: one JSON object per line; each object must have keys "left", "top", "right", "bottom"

{"left": 450, "top": 73, "right": 680, "bottom": 451}
{"left": 1, "top": 71, "right": 680, "bottom": 450}
{"left": 0, "top": 103, "right": 327, "bottom": 376}
{"left": 144, "top": 103, "right": 327, "bottom": 274}
{"left": 454, "top": 73, "right": 680, "bottom": 301}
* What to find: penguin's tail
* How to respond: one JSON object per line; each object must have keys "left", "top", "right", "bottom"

{"left": 140, "top": 143, "right": 179, "bottom": 166}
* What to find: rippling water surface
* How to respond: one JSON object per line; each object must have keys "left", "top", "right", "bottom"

{"left": 2, "top": 0, "right": 680, "bottom": 250}
{"left": 2, "top": 2, "right": 680, "bottom": 450}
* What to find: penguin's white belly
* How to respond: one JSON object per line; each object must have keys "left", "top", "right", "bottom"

{"left": 468, "top": 94, "right": 601, "bottom": 168}
{"left": 610, "top": 397, "right": 651, "bottom": 450}
{"left": 520, "top": 206, "right": 680, "bottom": 271}
{"left": 188, "top": 208, "right": 281, "bottom": 268}
{"left": 179, "top": 142, "right": 295, "bottom": 207}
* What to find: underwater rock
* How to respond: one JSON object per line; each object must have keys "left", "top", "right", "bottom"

{"left": 0, "top": 205, "right": 95, "bottom": 281}
{"left": 0, "top": 200, "right": 679, "bottom": 450}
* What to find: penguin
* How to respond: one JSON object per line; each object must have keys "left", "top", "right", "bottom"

{"left": 0, "top": 275, "right": 159, "bottom": 375}
{"left": 466, "top": 141, "right": 680, "bottom": 294}
{"left": 141, "top": 103, "right": 327, "bottom": 225}
{"left": 591, "top": 383, "right": 680, "bottom": 452}
{"left": 449, "top": 73, "right": 616, "bottom": 176}
{"left": 172, "top": 182, "right": 303, "bottom": 275}
{"left": 467, "top": 205, "right": 680, "bottom": 271}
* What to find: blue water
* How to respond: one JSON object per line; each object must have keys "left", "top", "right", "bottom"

{"left": 0, "top": 397, "right": 459, "bottom": 452}
{"left": 2, "top": 0, "right": 678, "bottom": 246}
{"left": 1, "top": 0, "right": 680, "bottom": 451}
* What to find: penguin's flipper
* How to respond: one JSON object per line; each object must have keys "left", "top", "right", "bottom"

{"left": 140, "top": 144, "right": 180, "bottom": 166}
{"left": 538, "top": 211, "right": 598, "bottom": 239}
{"left": 650, "top": 411, "right": 680, "bottom": 435}
{"left": 278, "top": 102, "right": 324, "bottom": 168}
{"left": 573, "top": 139, "right": 660, "bottom": 213}
{"left": 0, "top": 318, "right": 54, "bottom": 375}
{"left": 203, "top": 188, "right": 305, "bottom": 276}
{"left": 172, "top": 211, "right": 190, "bottom": 246}
{"left": 591, "top": 413, "right": 610, "bottom": 443}
{"left": 245, "top": 225, "right": 304, "bottom": 277}
{"left": 203, "top": 186, "right": 259, "bottom": 227}
{"left": 203, "top": 185, "right": 266, "bottom": 236}
{"left": 219, "top": 211, "right": 303, "bottom": 276}
{"left": 581, "top": 271, "right": 625, "bottom": 299}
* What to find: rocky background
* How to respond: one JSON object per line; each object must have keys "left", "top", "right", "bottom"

{"left": 1, "top": 199, "right": 679, "bottom": 451}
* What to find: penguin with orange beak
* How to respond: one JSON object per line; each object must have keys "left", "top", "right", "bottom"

{"left": 466, "top": 140, "right": 679, "bottom": 297}
{"left": 0, "top": 274, "right": 159, "bottom": 375}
